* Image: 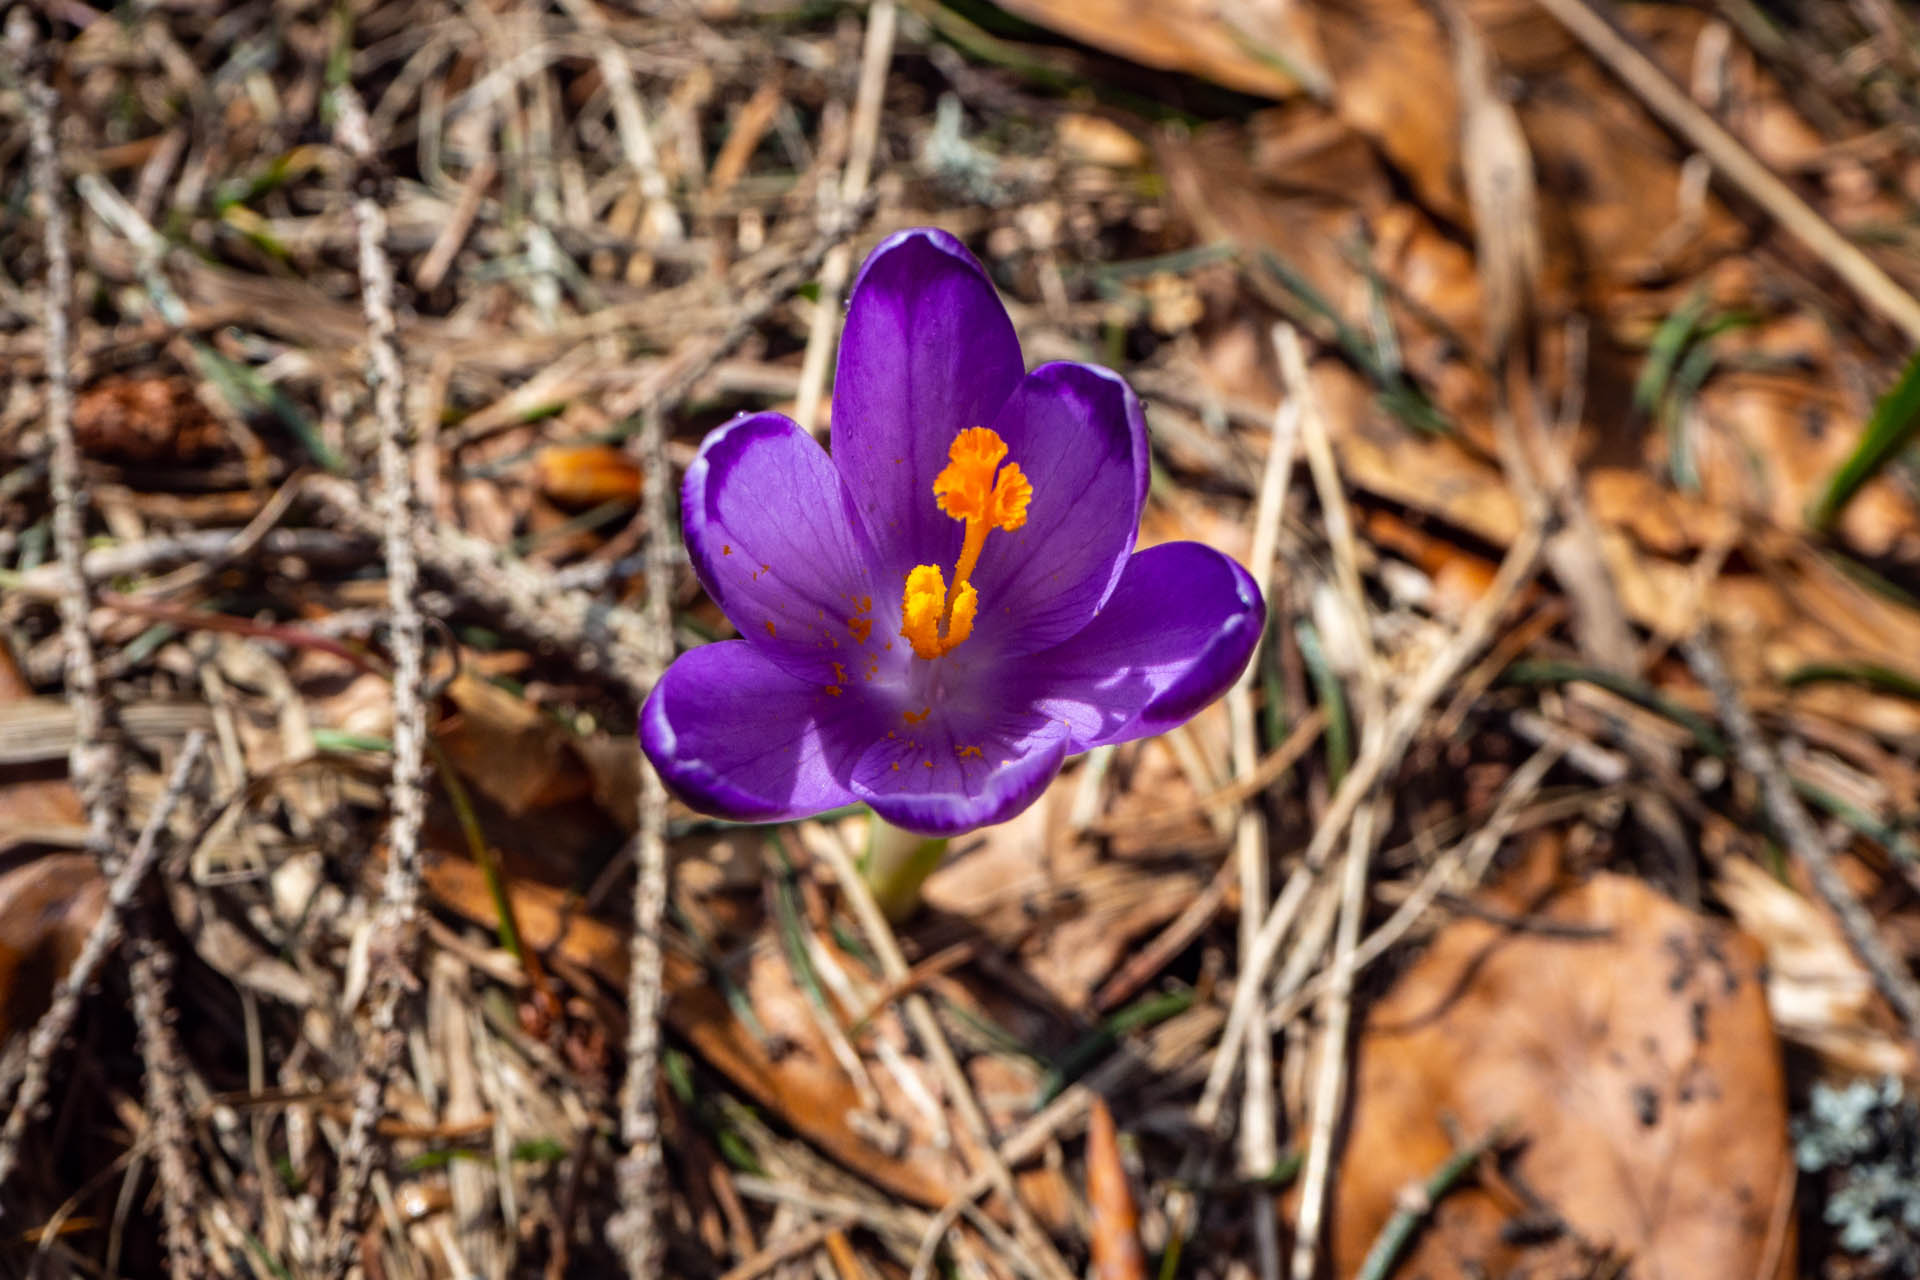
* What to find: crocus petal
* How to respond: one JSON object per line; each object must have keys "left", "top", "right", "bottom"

{"left": 682, "top": 411, "right": 896, "bottom": 683}
{"left": 832, "top": 229, "right": 1026, "bottom": 588}
{"left": 641, "top": 641, "right": 867, "bottom": 823}
{"left": 1017, "top": 541, "right": 1265, "bottom": 751}
{"left": 967, "top": 362, "right": 1149, "bottom": 655}
{"left": 850, "top": 709, "right": 1069, "bottom": 837}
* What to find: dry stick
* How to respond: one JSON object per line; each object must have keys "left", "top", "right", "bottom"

{"left": 323, "top": 87, "right": 432, "bottom": 1276}
{"left": 594, "top": 98, "right": 891, "bottom": 1280}
{"left": 1265, "top": 736, "right": 1570, "bottom": 1030}
{"left": 807, "top": 835, "right": 1076, "bottom": 1280}
{"left": 126, "top": 911, "right": 208, "bottom": 1280}
{"left": 20, "top": 30, "right": 123, "bottom": 864}
{"left": 609, "top": 307, "right": 680, "bottom": 1280}
{"left": 0, "top": 732, "right": 209, "bottom": 1207}
{"left": 1683, "top": 635, "right": 1920, "bottom": 1045}
{"left": 308, "top": 199, "right": 874, "bottom": 701}
{"left": 1193, "top": 515, "right": 1548, "bottom": 1139}
{"left": 1231, "top": 329, "right": 1304, "bottom": 1280}
{"left": 1532, "top": 0, "right": 1920, "bottom": 344}
{"left": 1289, "top": 796, "right": 1382, "bottom": 1280}
{"left": 21, "top": 64, "right": 204, "bottom": 1273}
{"left": 793, "top": 0, "right": 897, "bottom": 435}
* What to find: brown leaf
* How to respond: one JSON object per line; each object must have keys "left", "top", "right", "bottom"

{"left": 532, "top": 443, "right": 641, "bottom": 509}
{"left": 1331, "top": 856, "right": 1794, "bottom": 1278}
{"left": 993, "top": 0, "right": 1317, "bottom": 99}
{"left": 0, "top": 854, "right": 107, "bottom": 1049}
{"left": 1086, "top": 1096, "right": 1147, "bottom": 1280}
{"left": 72, "top": 374, "right": 224, "bottom": 464}
{"left": 435, "top": 673, "right": 596, "bottom": 816}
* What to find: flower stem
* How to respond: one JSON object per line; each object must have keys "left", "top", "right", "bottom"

{"left": 861, "top": 816, "right": 948, "bottom": 921}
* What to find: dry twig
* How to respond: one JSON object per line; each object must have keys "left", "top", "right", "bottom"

{"left": 15, "top": 14, "right": 123, "bottom": 859}
{"left": 1683, "top": 634, "right": 1920, "bottom": 1046}
{"left": 806, "top": 831, "right": 1076, "bottom": 1280}
{"left": 1534, "top": 0, "right": 1920, "bottom": 343}
{"left": 323, "top": 86, "right": 433, "bottom": 1274}
{"left": 0, "top": 733, "right": 210, "bottom": 1211}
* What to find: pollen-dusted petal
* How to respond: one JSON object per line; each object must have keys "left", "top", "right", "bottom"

{"left": 640, "top": 641, "right": 865, "bottom": 823}
{"left": 833, "top": 230, "right": 1025, "bottom": 586}
{"left": 1014, "top": 541, "right": 1264, "bottom": 751}
{"left": 850, "top": 706, "right": 1070, "bottom": 836}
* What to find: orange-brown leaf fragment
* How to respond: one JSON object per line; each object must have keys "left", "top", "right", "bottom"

{"left": 533, "top": 444, "right": 641, "bottom": 508}
{"left": 1087, "top": 1096, "right": 1147, "bottom": 1280}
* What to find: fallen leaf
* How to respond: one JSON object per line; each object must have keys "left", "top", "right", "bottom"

{"left": 993, "top": 0, "right": 1315, "bottom": 99}
{"left": 1332, "top": 856, "right": 1794, "bottom": 1278}
{"left": 532, "top": 443, "right": 641, "bottom": 508}
{"left": 0, "top": 854, "right": 107, "bottom": 1049}
{"left": 1716, "top": 852, "right": 1916, "bottom": 1078}
{"left": 1086, "top": 1096, "right": 1147, "bottom": 1280}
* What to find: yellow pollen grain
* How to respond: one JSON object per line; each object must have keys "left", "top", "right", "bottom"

{"left": 764, "top": 620, "right": 776, "bottom": 637}
{"left": 892, "top": 762, "right": 901, "bottom": 771}
{"left": 924, "top": 760, "right": 934, "bottom": 769}
{"left": 831, "top": 662, "right": 847, "bottom": 683}
{"left": 957, "top": 745, "right": 983, "bottom": 759}
{"left": 904, "top": 707, "right": 931, "bottom": 725}
{"left": 849, "top": 616, "right": 872, "bottom": 643}
{"left": 825, "top": 685, "right": 842, "bottom": 696}
{"left": 722, "top": 545, "right": 731, "bottom": 556}
{"left": 902, "top": 426, "right": 1031, "bottom": 660}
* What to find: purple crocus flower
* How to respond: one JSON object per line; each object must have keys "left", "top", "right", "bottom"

{"left": 640, "top": 229, "right": 1264, "bottom": 835}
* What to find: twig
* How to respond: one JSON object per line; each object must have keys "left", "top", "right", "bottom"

{"left": 1533, "top": 0, "right": 1920, "bottom": 344}
{"left": 1683, "top": 634, "right": 1920, "bottom": 1046}
{"left": 127, "top": 911, "right": 209, "bottom": 1280}
{"left": 310, "top": 202, "right": 875, "bottom": 699}
{"left": 1264, "top": 735, "right": 1570, "bottom": 1029}
{"left": 715, "top": 1221, "right": 845, "bottom": 1280}
{"left": 608, "top": 339, "right": 679, "bottom": 1280}
{"left": 1289, "top": 795, "right": 1382, "bottom": 1280}
{"left": 1232, "top": 327, "right": 1304, "bottom": 1280}
{"left": 1354, "top": 1124, "right": 1508, "bottom": 1280}
{"left": 0, "top": 733, "right": 209, "bottom": 1211}
{"left": 793, "top": 0, "right": 897, "bottom": 434}
{"left": 18, "top": 17, "right": 123, "bottom": 864}
{"left": 809, "top": 831, "right": 1077, "bottom": 1280}
{"left": 323, "top": 86, "right": 432, "bottom": 1274}
{"left": 1194, "top": 513, "right": 1548, "bottom": 1137}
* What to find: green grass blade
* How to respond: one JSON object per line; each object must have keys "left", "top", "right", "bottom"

{"left": 1809, "top": 348, "right": 1920, "bottom": 531}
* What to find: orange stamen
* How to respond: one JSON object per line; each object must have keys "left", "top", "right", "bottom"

{"left": 901, "top": 427, "right": 1030, "bottom": 659}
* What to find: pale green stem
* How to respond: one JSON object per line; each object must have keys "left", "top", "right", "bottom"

{"left": 861, "top": 815, "right": 948, "bottom": 921}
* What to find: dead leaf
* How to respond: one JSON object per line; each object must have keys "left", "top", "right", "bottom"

{"left": 72, "top": 374, "right": 225, "bottom": 464}
{"left": 435, "top": 674, "right": 595, "bottom": 816}
{"left": 1086, "top": 1096, "right": 1147, "bottom": 1280}
{"left": 532, "top": 443, "right": 641, "bottom": 508}
{"left": 993, "top": 0, "right": 1317, "bottom": 100}
{"left": 1716, "top": 852, "right": 1916, "bottom": 1078}
{"left": 0, "top": 854, "right": 108, "bottom": 1049}
{"left": 1332, "top": 858, "right": 1794, "bottom": 1278}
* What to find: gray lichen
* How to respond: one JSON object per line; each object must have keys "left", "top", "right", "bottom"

{"left": 1795, "top": 1075, "right": 1920, "bottom": 1275}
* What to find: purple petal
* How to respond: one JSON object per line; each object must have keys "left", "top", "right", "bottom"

{"left": 683, "top": 411, "right": 899, "bottom": 684}
{"left": 832, "top": 229, "right": 1026, "bottom": 590}
{"left": 967, "top": 362, "right": 1149, "bottom": 656}
{"left": 849, "top": 708, "right": 1069, "bottom": 836}
{"left": 1018, "top": 542, "right": 1265, "bottom": 750}
{"left": 641, "top": 641, "right": 871, "bottom": 823}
